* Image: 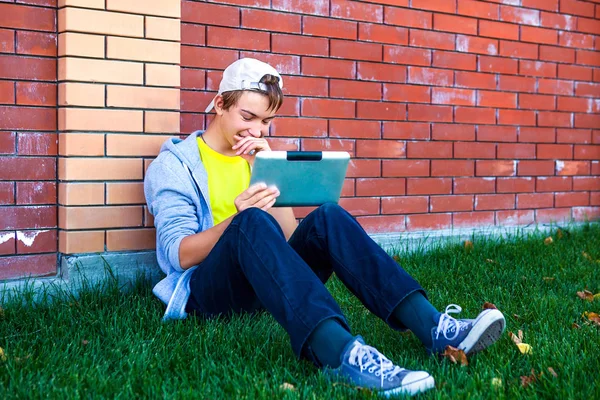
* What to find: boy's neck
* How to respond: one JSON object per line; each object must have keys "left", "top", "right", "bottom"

{"left": 202, "top": 123, "right": 236, "bottom": 157}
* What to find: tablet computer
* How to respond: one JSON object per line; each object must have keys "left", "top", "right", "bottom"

{"left": 249, "top": 151, "right": 350, "bottom": 207}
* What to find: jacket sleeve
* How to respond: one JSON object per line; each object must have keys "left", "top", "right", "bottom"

{"left": 144, "top": 160, "right": 201, "bottom": 272}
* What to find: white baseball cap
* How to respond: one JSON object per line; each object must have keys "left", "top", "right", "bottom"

{"left": 204, "top": 58, "right": 284, "bottom": 113}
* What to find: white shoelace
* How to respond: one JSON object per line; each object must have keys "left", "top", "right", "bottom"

{"left": 435, "top": 304, "right": 471, "bottom": 341}
{"left": 348, "top": 342, "right": 405, "bottom": 387}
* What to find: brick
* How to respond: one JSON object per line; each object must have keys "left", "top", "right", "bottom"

{"left": 578, "top": 17, "right": 600, "bottom": 35}
{"left": 106, "top": 0, "right": 179, "bottom": 17}
{"left": 383, "top": 160, "right": 430, "bottom": 177}
{"left": 521, "top": 26, "right": 558, "bottom": 45}
{"left": 59, "top": 108, "right": 142, "bottom": 132}
{"left": 455, "top": 107, "right": 496, "bottom": 124}
{"left": 455, "top": 142, "right": 496, "bottom": 159}
{"left": 0, "top": 28, "right": 15, "bottom": 53}
{"left": 499, "top": 40, "right": 538, "bottom": 59}
{"left": 385, "top": 7, "right": 432, "bottom": 29}
{"left": 501, "top": 5, "right": 540, "bottom": 26}
{"left": 59, "top": 206, "right": 142, "bottom": 229}
{"left": 331, "top": 0, "right": 383, "bottom": 23}
{"left": 357, "top": 178, "right": 406, "bottom": 196}
{"left": 430, "top": 195, "right": 473, "bottom": 212}
{"left": 330, "top": 120, "right": 381, "bottom": 139}
{"left": 576, "top": 82, "right": 600, "bottom": 97}
{"left": 477, "top": 160, "right": 516, "bottom": 176}
{"left": 517, "top": 193, "right": 554, "bottom": 209}
{"left": 520, "top": 94, "right": 556, "bottom": 111}
{"left": 271, "top": 118, "right": 327, "bottom": 138}
{"left": 408, "top": 104, "right": 452, "bottom": 122}
{"left": 479, "top": 126, "right": 518, "bottom": 143}
{"left": 593, "top": 191, "right": 600, "bottom": 206}
{"left": 16, "top": 31, "right": 56, "bottom": 57}
{"left": 0, "top": 3, "right": 55, "bottom": 32}
{"left": 432, "top": 124, "right": 474, "bottom": 141}
{"left": 330, "top": 39, "right": 382, "bottom": 62}
{"left": 0, "top": 231, "right": 15, "bottom": 255}
{"left": 479, "top": 20, "right": 518, "bottom": 41}
{"left": 433, "top": 51, "right": 476, "bottom": 71}
{"left": 432, "top": 88, "right": 475, "bottom": 106}
{"left": 0, "top": 55, "right": 56, "bottom": 82}
{"left": 14, "top": 82, "right": 56, "bottom": 107}
{"left": 0, "top": 107, "right": 56, "bottom": 131}
{"left": 0, "top": 206, "right": 56, "bottom": 230}
{"left": 0, "top": 81, "right": 15, "bottom": 105}
{"left": 408, "top": 67, "right": 452, "bottom": 86}
{"left": 572, "top": 206, "right": 600, "bottom": 221}
{"left": 58, "top": 83, "right": 104, "bottom": 107}
{"left": 358, "top": 62, "right": 406, "bottom": 83}
{"left": 522, "top": 0, "right": 558, "bottom": 12}
{"left": 455, "top": 71, "right": 496, "bottom": 90}
{"left": 575, "top": 145, "right": 600, "bottom": 160}
{"left": 282, "top": 76, "right": 326, "bottom": 98}
{"left": 107, "top": 37, "right": 179, "bottom": 63}
{"left": 518, "top": 160, "right": 555, "bottom": 176}
{"left": 241, "top": 9, "right": 300, "bottom": 34}
{"left": 59, "top": 230, "right": 104, "bottom": 254}
{"left": 577, "top": 50, "right": 600, "bottom": 67}
{"left": 303, "top": 16, "right": 356, "bottom": 40}
{"left": 268, "top": 138, "right": 300, "bottom": 152}
{"left": 273, "top": 34, "right": 328, "bottom": 57}
{"left": 146, "top": 16, "right": 180, "bottom": 41}
{"left": 302, "top": 98, "right": 355, "bottom": 119}
{"left": 356, "top": 139, "right": 405, "bottom": 158}
{"left": 540, "top": 46, "right": 576, "bottom": 64}
{"left": 497, "top": 143, "right": 536, "bottom": 159}
{"left": 479, "top": 55, "right": 518, "bottom": 75}
{"left": 407, "top": 142, "right": 452, "bottom": 159}
{"left": 181, "top": 23, "right": 205, "bottom": 46}
{"left": 538, "top": 112, "right": 572, "bottom": 128}
{"left": 357, "top": 215, "right": 406, "bottom": 233}
{"left": 536, "top": 208, "right": 572, "bottom": 223}
{"left": 302, "top": 139, "right": 354, "bottom": 154}
{"left": 58, "top": 32, "right": 104, "bottom": 58}
{"left": 106, "top": 228, "right": 155, "bottom": 251}
{"left": 58, "top": 8, "right": 143, "bottom": 37}
{"left": 557, "top": 97, "right": 595, "bottom": 113}
{"left": 558, "top": 64, "right": 592, "bottom": 81}
{"left": 17, "top": 133, "right": 57, "bottom": 157}
{"left": 454, "top": 177, "right": 496, "bottom": 194}
{"left": 498, "top": 75, "right": 536, "bottom": 93}
{"left": 181, "top": 46, "right": 238, "bottom": 70}
{"left": 181, "top": 68, "right": 205, "bottom": 91}
{"left": 476, "top": 194, "right": 515, "bottom": 210}
{"left": 384, "top": 44, "right": 433, "bottom": 66}
{"left": 0, "top": 132, "right": 16, "bottom": 154}
{"left": 573, "top": 176, "right": 600, "bottom": 191}
{"left": 497, "top": 209, "right": 535, "bottom": 225}
{"left": 60, "top": 57, "right": 143, "bottom": 85}
{"left": 431, "top": 160, "right": 474, "bottom": 177}
{"left": 457, "top": 0, "right": 499, "bottom": 19}
{"left": 537, "top": 176, "right": 572, "bottom": 191}
{"left": 560, "top": 0, "right": 595, "bottom": 17}
{"left": 557, "top": 160, "right": 590, "bottom": 176}
{"left": 519, "top": 60, "right": 556, "bottom": 78}
{"left": 456, "top": 35, "right": 499, "bottom": 56}
{"left": 497, "top": 177, "right": 535, "bottom": 193}
{"left": 454, "top": 211, "right": 496, "bottom": 227}
{"left": 407, "top": 178, "right": 452, "bottom": 195}
{"left": 384, "top": 84, "right": 430, "bottom": 103}
{"left": 383, "top": 122, "right": 430, "bottom": 140}
{"left": 411, "top": 0, "right": 455, "bottom": 13}
{"left": 58, "top": 183, "right": 104, "bottom": 205}
{"left": 59, "top": 0, "right": 105, "bottom": 9}
{"left": 538, "top": 79, "right": 573, "bottom": 96}
{"left": 0, "top": 254, "right": 56, "bottom": 280}
{"left": 477, "top": 90, "right": 517, "bottom": 108}
{"left": 106, "top": 134, "right": 171, "bottom": 157}
{"left": 338, "top": 197, "right": 380, "bottom": 216}
{"left": 358, "top": 101, "right": 406, "bottom": 121}
{"left": 145, "top": 111, "right": 179, "bottom": 134}
{"left": 182, "top": 1, "right": 239, "bottom": 26}
{"left": 347, "top": 159, "right": 381, "bottom": 178}
{"left": 240, "top": 52, "right": 300, "bottom": 75}
{"left": 15, "top": 229, "right": 56, "bottom": 254}
{"left": 107, "top": 86, "right": 179, "bottom": 110}
{"left": 559, "top": 32, "right": 594, "bottom": 50}
{"left": 58, "top": 158, "right": 142, "bottom": 181}
{"left": 537, "top": 144, "right": 572, "bottom": 159}
{"left": 302, "top": 57, "right": 355, "bottom": 79}
{"left": 557, "top": 129, "right": 592, "bottom": 144}
{"left": 434, "top": 14, "right": 477, "bottom": 35}
{"left": 499, "top": 109, "right": 536, "bottom": 126}
{"left": 382, "top": 196, "right": 428, "bottom": 214}
{"left": 410, "top": 29, "right": 455, "bottom": 51}
{"left": 540, "top": 12, "right": 576, "bottom": 30}
{"left": 359, "top": 23, "right": 407, "bottom": 45}
{"left": 146, "top": 64, "right": 180, "bottom": 88}
{"left": 0, "top": 182, "right": 14, "bottom": 205}
{"left": 555, "top": 192, "right": 589, "bottom": 207}
{"left": 406, "top": 213, "right": 452, "bottom": 231}
{"left": 208, "top": 27, "right": 269, "bottom": 52}
{"left": 575, "top": 113, "right": 600, "bottom": 129}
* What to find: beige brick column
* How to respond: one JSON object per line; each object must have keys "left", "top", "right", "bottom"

{"left": 57, "top": 0, "right": 180, "bottom": 254}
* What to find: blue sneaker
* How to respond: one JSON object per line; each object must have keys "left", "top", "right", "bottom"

{"left": 324, "top": 336, "right": 435, "bottom": 397}
{"left": 428, "top": 304, "right": 506, "bottom": 355}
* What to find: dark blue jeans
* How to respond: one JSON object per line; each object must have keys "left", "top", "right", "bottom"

{"left": 186, "top": 203, "right": 425, "bottom": 363}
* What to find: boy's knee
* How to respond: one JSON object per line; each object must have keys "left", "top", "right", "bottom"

{"left": 317, "top": 202, "right": 346, "bottom": 218}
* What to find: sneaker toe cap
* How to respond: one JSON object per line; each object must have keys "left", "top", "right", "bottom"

{"left": 401, "top": 370, "right": 432, "bottom": 386}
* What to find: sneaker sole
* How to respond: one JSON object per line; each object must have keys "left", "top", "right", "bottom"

{"left": 382, "top": 375, "right": 435, "bottom": 397}
{"left": 458, "top": 309, "right": 506, "bottom": 355}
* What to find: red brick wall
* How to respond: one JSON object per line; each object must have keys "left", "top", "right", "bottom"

{"left": 181, "top": 0, "right": 600, "bottom": 232}
{"left": 0, "top": 1, "right": 58, "bottom": 279}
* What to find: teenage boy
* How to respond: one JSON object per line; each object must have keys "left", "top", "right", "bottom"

{"left": 144, "top": 58, "right": 506, "bottom": 397}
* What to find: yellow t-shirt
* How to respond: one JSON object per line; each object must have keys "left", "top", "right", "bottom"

{"left": 197, "top": 137, "right": 251, "bottom": 225}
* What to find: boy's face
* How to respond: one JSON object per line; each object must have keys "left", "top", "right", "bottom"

{"left": 215, "top": 91, "right": 277, "bottom": 148}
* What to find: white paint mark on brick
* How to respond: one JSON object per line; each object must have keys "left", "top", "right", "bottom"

{"left": 520, "top": 9, "right": 540, "bottom": 26}
{"left": 556, "top": 160, "right": 565, "bottom": 174}
{"left": 0, "top": 232, "right": 15, "bottom": 245}
{"left": 564, "top": 15, "right": 575, "bottom": 30}
{"left": 17, "top": 230, "right": 48, "bottom": 247}
{"left": 456, "top": 36, "right": 469, "bottom": 52}
{"left": 487, "top": 43, "right": 498, "bottom": 55}
{"left": 503, "top": 0, "right": 520, "bottom": 5}
{"left": 483, "top": 177, "right": 496, "bottom": 181}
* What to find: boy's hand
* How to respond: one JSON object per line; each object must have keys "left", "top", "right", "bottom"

{"left": 233, "top": 134, "right": 271, "bottom": 165}
{"left": 235, "top": 183, "right": 280, "bottom": 212}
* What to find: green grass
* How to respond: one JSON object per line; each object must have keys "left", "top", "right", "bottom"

{"left": 1, "top": 224, "right": 599, "bottom": 399}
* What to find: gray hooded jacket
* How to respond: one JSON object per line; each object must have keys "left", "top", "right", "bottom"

{"left": 144, "top": 130, "right": 211, "bottom": 320}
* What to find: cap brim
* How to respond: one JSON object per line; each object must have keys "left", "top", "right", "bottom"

{"left": 204, "top": 97, "right": 216, "bottom": 113}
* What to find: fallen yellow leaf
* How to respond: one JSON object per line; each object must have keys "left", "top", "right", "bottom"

{"left": 577, "top": 290, "right": 595, "bottom": 301}
{"left": 0, "top": 348, "right": 6, "bottom": 362}
{"left": 491, "top": 378, "right": 503, "bottom": 388}
{"left": 517, "top": 343, "right": 532, "bottom": 355}
{"left": 544, "top": 237, "right": 553, "bottom": 245}
{"left": 442, "top": 345, "right": 468, "bottom": 366}
{"left": 582, "top": 252, "right": 592, "bottom": 261}
{"left": 279, "top": 382, "right": 296, "bottom": 391}
{"left": 483, "top": 302, "right": 498, "bottom": 310}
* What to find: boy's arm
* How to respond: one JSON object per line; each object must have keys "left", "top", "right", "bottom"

{"left": 268, "top": 207, "right": 297, "bottom": 241}
{"left": 178, "top": 217, "right": 234, "bottom": 270}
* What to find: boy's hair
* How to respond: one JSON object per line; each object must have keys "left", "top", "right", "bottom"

{"left": 221, "top": 74, "right": 284, "bottom": 113}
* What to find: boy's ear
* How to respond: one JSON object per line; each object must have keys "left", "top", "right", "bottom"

{"left": 213, "top": 94, "right": 225, "bottom": 116}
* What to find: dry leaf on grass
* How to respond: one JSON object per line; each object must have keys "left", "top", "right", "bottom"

{"left": 81, "top": 340, "right": 89, "bottom": 346}
{"left": 392, "top": 255, "right": 400, "bottom": 262}
{"left": 556, "top": 229, "right": 564, "bottom": 239}
{"left": 279, "top": 383, "right": 296, "bottom": 391}
{"left": 583, "top": 312, "right": 600, "bottom": 327}
{"left": 483, "top": 302, "right": 498, "bottom": 310}
{"left": 464, "top": 240, "right": 474, "bottom": 251}
{"left": 521, "top": 369, "right": 540, "bottom": 388}
{"left": 577, "top": 290, "right": 596, "bottom": 301}
{"left": 582, "top": 252, "right": 592, "bottom": 261}
{"left": 485, "top": 259, "right": 498, "bottom": 265}
{"left": 509, "top": 331, "right": 532, "bottom": 354}
{"left": 548, "top": 367, "right": 558, "bottom": 378}
{"left": 572, "top": 322, "right": 581, "bottom": 329}
{"left": 0, "top": 348, "right": 6, "bottom": 362}
{"left": 491, "top": 378, "right": 503, "bottom": 388}
{"left": 544, "top": 237, "right": 553, "bottom": 245}
{"left": 442, "top": 345, "right": 468, "bottom": 366}
{"left": 543, "top": 277, "right": 555, "bottom": 282}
